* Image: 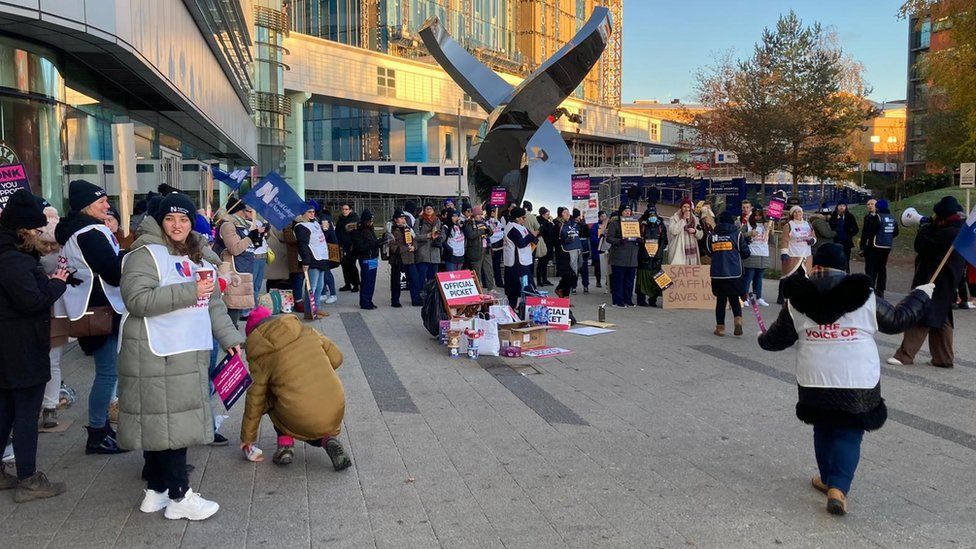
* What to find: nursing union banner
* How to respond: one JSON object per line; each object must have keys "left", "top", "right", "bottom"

{"left": 240, "top": 171, "right": 307, "bottom": 231}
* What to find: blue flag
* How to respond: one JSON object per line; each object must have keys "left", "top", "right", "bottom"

{"left": 240, "top": 171, "right": 306, "bottom": 231}
{"left": 953, "top": 206, "right": 976, "bottom": 267}
{"left": 211, "top": 166, "right": 249, "bottom": 191}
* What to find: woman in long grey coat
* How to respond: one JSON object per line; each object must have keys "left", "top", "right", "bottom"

{"left": 118, "top": 194, "right": 244, "bottom": 522}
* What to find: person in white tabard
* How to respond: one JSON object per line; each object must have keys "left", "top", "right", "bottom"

{"left": 502, "top": 207, "right": 539, "bottom": 308}
{"left": 53, "top": 180, "right": 127, "bottom": 455}
{"left": 782, "top": 205, "right": 816, "bottom": 277}
{"left": 117, "top": 193, "right": 244, "bottom": 521}
{"left": 759, "top": 243, "right": 933, "bottom": 517}
{"left": 294, "top": 203, "right": 331, "bottom": 318}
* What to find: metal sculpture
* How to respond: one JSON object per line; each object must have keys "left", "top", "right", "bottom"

{"left": 419, "top": 7, "right": 611, "bottom": 210}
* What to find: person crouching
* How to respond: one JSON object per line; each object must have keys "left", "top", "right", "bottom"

{"left": 241, "top": 307, "right": 352, "bottom": 471}
{"left": 758, "top": 243, "right": 933, "bottom": 516}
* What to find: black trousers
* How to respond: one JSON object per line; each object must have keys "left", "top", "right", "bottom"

{"left": 340, "top": 253, "right": 360, "bottom": 287}
{"left": 863, "top": 247, "right": 890, "bottom": 297}
{"left": 715, "top": 295, "right": 743, "bottom": 325}
{"left": 556, "top": 274, "right": 578, "bottom": 297}
{"left": 0, "top": 383, "right": 45, "bottom": 479}
{"left": 491, "top": 248, "right": 504, "bottom": 286}
{"left": 144, "top": 448, "right": 188, "bottom": 499}
{"left": 536, "top": 256, "right": 551, "bottom": 284}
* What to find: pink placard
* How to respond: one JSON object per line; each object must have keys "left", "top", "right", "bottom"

{"left": 489, "top": 188, "right": 507, "bottom": 206}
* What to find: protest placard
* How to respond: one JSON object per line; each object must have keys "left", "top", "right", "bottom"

{"left": 524, "top": 296, "right": 571, "bottom": 330}
{"left": 211, "top": 353, "right": 252, "bottom": 410}
{"left": 436, "top": 270, "right": 482, "bottom": 306}
{"left": 490, "top": 187, "right": 507, "bottom": 206}
{"left": 662, "top": 265, "right": 714, "bottom": 310}
{"left": 767, "top": 195, "right": 786, "bottom": 220}
{"left": 571, "top": 174, "right": 590, "bottom": 200}
{"left": 0, "top": 163, "right": 31, "bottom": 211}
{"left": 621, "top": 219, "right": 640, "bottom": 239}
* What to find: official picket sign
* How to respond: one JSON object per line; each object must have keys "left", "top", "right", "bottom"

{"left": 662, "top": 264, "right": 714, "bottom": 310}
{"left": 525, "top": 296, "right": 571, "bottom": 330}
{"left": 436, "top": 270, "right": 482, "bottom": 306}
{"left": 0, "top": 163, "right": 31, "bottom": 211}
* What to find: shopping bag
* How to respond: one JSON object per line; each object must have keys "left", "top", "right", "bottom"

{"left": 473, "top": 316, "right": 500, "bottom": 356}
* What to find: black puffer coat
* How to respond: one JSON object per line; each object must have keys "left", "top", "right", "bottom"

{"left": 911, "top": 216, "right": 966, "bottom": 328}
{"left": 759, "top": 270, "right": 929, "bottom": 431}
{"left": 0, "top": 229, "right": 67, "bottom": 388}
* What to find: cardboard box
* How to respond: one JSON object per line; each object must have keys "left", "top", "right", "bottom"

{"left": 498, "top": 321, "right": 548, "bottom": 350}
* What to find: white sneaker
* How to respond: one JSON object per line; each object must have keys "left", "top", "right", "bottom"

{"left": 757, "top": 299, "right": 770, "bottom": 307}
{"left": 139, "top": 489, "right": 169, "bottom": 513}
{"left": 886, "top": 357, "right": 903, "bottom": 366}
{"left": 164, "top": 488, "right": 219, "bottom": 521}
{"left": 325, "top": 295, "right": 337, "bottom": 304}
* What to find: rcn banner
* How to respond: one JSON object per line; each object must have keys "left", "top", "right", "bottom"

{"left": 954, "top": 206, "right": 976, "bottom": 267}
{"left": 241, "top": 171, "right": 308, "bottom": 231}
{"left": 211, "top": 165, "right": 249, "bottom": 191}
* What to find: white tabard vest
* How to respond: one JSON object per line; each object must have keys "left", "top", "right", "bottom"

{"left": 788, "top": 298, "right": 880, "bottom": 389}
{"left": 447, "top": 226, "right": 465, "bottom": 257}
{"left": 55, "top": 224, "right": 125, "bottom": 320}
{"left": 503, "top": 223, "right": 533, "bottom": 267}
{"left": 787, "top": 220, "right": 813, "bottom": 258}
{"left": 298, "top": 221, "right": 329, "bottom": 261}
{"left": 488, "top": 217, "right": 505, "bottom": 245}
{"left": 120, "top": 244, "right": 215, "bottom": 357}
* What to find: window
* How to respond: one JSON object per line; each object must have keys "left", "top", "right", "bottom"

{"left": 578, "top": 108, "right": 586, "bottom": 127}
{"left": 376, "top": 67, "right": 395, "bottom": 97}
{"left": 465, "top": 134, "right": 473, "bottom": 155}
{"left": 649, "top": 122, "right": 659, "bottom": 142}
{"left": 462, "top": 93, "right": 477, "bottom": 111}
{"left": 618, "top": 116, "right": 626, "bottom": 134}
{"left": 445, "top": 132, "right": 453, "bottom": 161}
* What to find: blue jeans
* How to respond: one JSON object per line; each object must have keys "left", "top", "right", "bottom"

{"left": 610, "top": 265, "right": 637, "bottom": 306}
{"left": 252, "top": 258, "right": 266, "bottom": 307}
{"left": 359, "top": 260, "right": 378, "bottom": 308}
{"left": 445, "top": 260, "right": 463, "bottom": 272}
{"left": 813, "top": 424, "right": 864, "bottom": 494}
{"left": 89, "top": 334, "right": 119, "bottom": 428}
{"left": 323, "top": 269, "right": 337, "bottom": 297}
{"left": 305, "top": 268, "right": 325, "bottom": 310}
{"left": 743, "top": 267, "right": 765, "bottom": 299}
{"left": 418, "top": 262, "right": 438, "bottom": 285}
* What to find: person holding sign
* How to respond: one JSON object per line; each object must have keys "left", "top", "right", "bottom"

{"left": 388, "top": 211, "right": 419, "bottom": 307}
{"left": 118, "top": 193, "right": 244, "bottom": 521}
{"left": 443, "top": 209, "right": 466, "bottom": 272}
{"left": 759, "top": 243, "right": 933, "bottom": 516}
{"left": 783, "top": 206, "right": 816, "bottom": 278}
{"left": 463, "top": 205, "right": 494, "bottom": 291}
{"left": 706, "top": 211, "right": 751, "bottom": 336}
{"left": 295, "top": 205, "right": 330, "bottom": 319}
{"left": 415, "top": 204, "right": 445, "bottom": 284}
{"left": 502, "top": 207, "right": 538, "bottom": 308}
{"left": 636, "top": 206, "right": 668, "bottom": 307}
{"left": 667, "top": 198, "right": 702, "bottom": 265}
{"left": 605, "top": 204, "right": 640, "bottom": 308}
{"left": 554, "top": 207, "right": 581, "bottom": 298}
{"left": 741, "top": 206, "right": 772, "bottom": 306}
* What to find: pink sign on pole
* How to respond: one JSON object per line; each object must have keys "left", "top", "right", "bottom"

{"left": 571, "top": 174, "right": 590, "bottom": 200}
{"left": 489, "top": 187, "right": 507, "bottom": 206}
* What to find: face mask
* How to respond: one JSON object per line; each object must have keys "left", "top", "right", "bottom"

{"left": 648, "top": 216, "right": 657, "bottom": 223}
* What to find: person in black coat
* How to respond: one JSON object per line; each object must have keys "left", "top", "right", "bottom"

{"left": 0, "top": 189, "right": 69, "bottom": 501}
{"left": 350, "top": 210, "right": 387, "bottom": 310}
{"left": 335, "top": 203, "right": 360, "bottom": 292}
{"left": 759, "top": 243, "right": 932, "bottom": 516}
{"left": 890, "top": 195, "right": 967, "bottom": 368}
{"left": 536, "top": 208, "right": 556, "bottom": 286}
{"left": 828, "top": 201, "right": 859, "bottom": 272}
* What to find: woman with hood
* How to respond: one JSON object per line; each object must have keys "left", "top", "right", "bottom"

{"left": 350, "top": 209, "right": 385, "bottom": 310}
{"left": 636, "top": 206, "right": 668, "bottom": 307}
{"left": 605, "top": 204, "right": 640, "bottom": 307}
{"left": 0, "top": 190, "right": 69, "bottom": 502}
{"left": 760, "top": 244, "right": 932, "bottom": 516}
{"left": 706, "top": 211, "right": 750, "bottom": 336}
{"left": 667, "top": 198, "right": 703, "bottom": 265}
{"left": 828, "top": 201, "right": 859, "bottom": 272}
{"left": 54, "top": 180, "right": 127, "bottom": 455}
{"left": 415, "top": 204, "right": 444, "bottom": 283}
{"left": 442, "top": 209, "right": 466, "bottom": 272}
{"left": 117, "top": 193, "right": 244, "bottom": 520}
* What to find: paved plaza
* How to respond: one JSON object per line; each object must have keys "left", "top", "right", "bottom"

{"left": 1, "top": 266, "right": 974, "bottom": 548}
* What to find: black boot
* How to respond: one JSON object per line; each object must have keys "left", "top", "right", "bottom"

{"left": 324, "top": 438, "right": 352, "bottom": 471}
{"left": 85, "top": 426, "right": 127, "bottom": 455}
{"left": 104, "top": 420, "right": 117, "bottom": 440}
{"left": 636, "top": 294, "right": 649, "bottom": 307}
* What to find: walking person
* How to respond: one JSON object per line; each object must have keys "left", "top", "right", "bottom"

{"left": 54, "top": 180, "right": 127, "bottom": 455}
{"left": 388, "top": 211, "right": 420, "bottom": 307}
{"left": 463, "top": 206, "right": 493, "bottom": 290}
{"left": 118, "top": 193, "right": 244, "bottom": 521}
{"left": 606, "top": 204, "right": 640, "bottom": 308}
{"left": 415, "top": 204, "right": 444, "bottom": 284}
{"left": 336, "top": 203, "right": 360, "bottom": 292}
{"left": 443, "top": 209, "right": 466, "bottom": 272}
{"left": 859, "top": 199, "right": 897, "bottom": 299}
{"left": 759, "top": 243, "right": 933, "bottom": 515}
{"left": 0, "top": 190, "right": 69, "bottom": 502}
{"left": 741, "top": 207, "right": 772, "bottom": 306}
{"left": 636, "top": 206, "right": 667, "bottom": 307}
{"left": 553, "top": 207, "right": 581, "bottom": 298}
{"left": 829, "top": 201, "right": 859, "bottom": 272}
{"left": 706, "top": 211, "right": 750, "bottom": 336}
{"left": 350, "top": 210, "right": 384, "bottom": 310}
{"left": 294, "top": 204, "right": 330, "bottom": 319}
{"left": 502, "top": 207, "right": 538, "bottom": 309}
{"left": 667, "top": 198, "right": 703, "bottom": 265}
{"left": 888, "top": 196, "right": 967, "bottom": 368}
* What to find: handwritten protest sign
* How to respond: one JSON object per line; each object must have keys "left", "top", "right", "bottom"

{"left": 662, "top": 265, "right": 714, "bottom": 310}
{"left": 436, "top": 270, "right": 482, "bottom": 306}
{"left": 211, "top": 353, "right": 252, "bottom": 410}
{"left": 621, "top": 219, "right": 640, "bottom": 239}
{"left": 0, "top": 163, "right": 31, "bottom": 211}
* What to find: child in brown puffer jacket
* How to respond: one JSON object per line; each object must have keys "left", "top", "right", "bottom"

{"left": 241, "top": 307, "right": 351, "bottom": 470}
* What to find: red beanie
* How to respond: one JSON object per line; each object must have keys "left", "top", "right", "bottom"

{"left": 245, "top": 306, "right": 273, "bottom": 336}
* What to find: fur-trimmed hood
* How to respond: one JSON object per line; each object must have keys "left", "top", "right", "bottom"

{"left": 782, "top": 270, "right": 873, "bottom": 325}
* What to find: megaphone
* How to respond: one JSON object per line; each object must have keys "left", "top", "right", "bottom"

{"left": 901, "top": 207, "right": 930, "bottom": 227}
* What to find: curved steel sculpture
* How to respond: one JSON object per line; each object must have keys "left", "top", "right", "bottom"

{"left": 420, "top": 8, "right": 611, "bottom": 210}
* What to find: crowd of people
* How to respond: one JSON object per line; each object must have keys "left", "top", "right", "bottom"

{"left": 0, "top": 177, "right": 971, "bottom": 523}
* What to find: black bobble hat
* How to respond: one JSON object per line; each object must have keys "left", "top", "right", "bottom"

{"left": 226, "top": 195, "right": 246, "bottom": 215}
{"left": 68, "top": 179, "right": 107, "bottom": 212}
{"left": 538, "top": 206, "right": 550, "bottom": 216}
{"left": 360, "top": 208, "right": 374, "bottom": 223}
{"left": 1, "top": 189, "right": 46, "bottom": 230}
{"left": 933, "top": 195, "right": 960, "bottom": 218}
{"left": 154, "top": 193, "right": 196, "bottom": 225}
{"left": 718, "top": 210, "right": 736, "bottom": 225}
{"left": 146, "top": 194, "right": 164, "bottom": 216}
{"left": 522, "top": 200, "right": 533, "bottom": 211}
{"left": 813, "top": 243, "right": 847, "bottom": 271}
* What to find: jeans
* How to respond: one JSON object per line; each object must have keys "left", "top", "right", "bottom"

{"left": 323, "top": 269, "right": 337, "bottom": 297}
{"left": 813, "top": 424, "right": 864, "bottom": 494}
{"left": 144, "top": 448, "right": 189, "bottom": 499}
{"left": 742, "top": 268, "right": 765, "bottom": 299}
{"left": 89, "top": 334, "right": 119, "bottom": 429}
{"left": 43, "top": 345, "right": 64, "bottom": 410}
{"left": 251, "top": 258, "right": 267, "bottom": 308}
{"left": 359, "top": 260, "right": 378, "bottom": 308}
{"left": 715, "top": 295, "right": 743, "bottom": 325}
{"left": 418, "top": 262, "right": 439, "bottom": 285}
{"left": 491, "top": 248, "right": 504, "bottom": 286}
{"left": 290, "top": 272, "right": 304, "bottom": 304}
{"left": 0, "top": 383, "right": 45, "bottom": 479}
{"left": 445, "top": 260, "right": 464, "bottom": 272}
{"left": 305, "top": 268, "right": 325, "bottom": 311}
{"left": 610, "top": 265, "right": 637, "bottom": 306}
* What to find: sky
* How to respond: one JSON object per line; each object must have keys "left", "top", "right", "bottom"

{"left": 621, "top": 0, "right": 909, "bottom": 105}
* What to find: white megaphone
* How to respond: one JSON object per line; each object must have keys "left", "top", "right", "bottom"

{"left": 901, "top": 207, "right": 930, "bottom": 227}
